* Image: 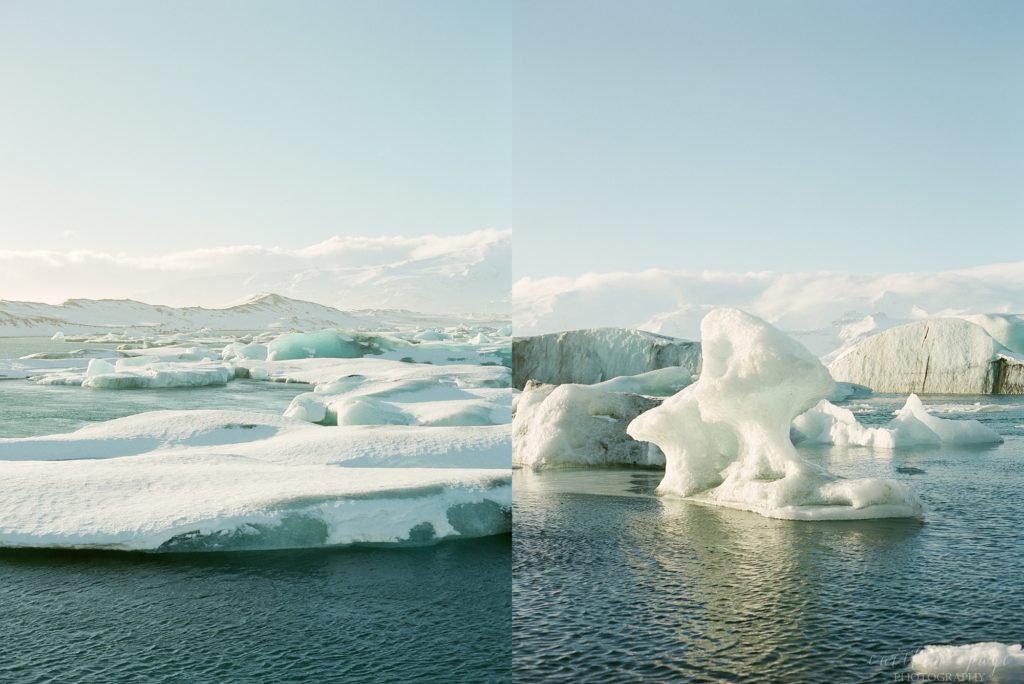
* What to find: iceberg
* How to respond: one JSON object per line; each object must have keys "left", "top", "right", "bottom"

{"left": 54, "top": 357, "right": 238, "bottom": 389}
{"left": 513, "top": 381, "right": 663, "bottom": 468}
{"left": 627, "top": 309, "right": 922, "bottom": 520}
{"left": 512, "top": 328, "right": 701, "bottom": 390}
{"left": 793, "top": 395, "right": 1003, "bottom": 448}
{"left": 274, "top": 358, "right": 511, "bottom": 427}
{"left": 828, "top": 318, "right": 1024, "bottom": 394}
{"left": 266, "top": 329, "right": 387, "bottom": 361}
{"left": 911, "top": 642, "right": 1024, "bottom": 677}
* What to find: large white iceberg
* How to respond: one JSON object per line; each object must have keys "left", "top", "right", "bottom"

{"left": 829, "top": 318, "right": 1024, "bottom": 394}
{"left": 627, "top": 309, "right": 922, "bottom": 520}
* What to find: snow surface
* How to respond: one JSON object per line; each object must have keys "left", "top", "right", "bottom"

{"left": 0, "top": 311, "right": 513, "bottom": 550}
{"left": 911, "top": 643, "right": 1024, "bottom": 676}
{"left": 0, "top": 412, "right": 511, "bottom": 550}
{"left": 627, "top": 309, "right": 922, "bottom": 520}
{"left": 0, "top": 294, "right": 367, "bottom": 337}
{"left": 277, "top": 359, "right": 511, "bottom": 429}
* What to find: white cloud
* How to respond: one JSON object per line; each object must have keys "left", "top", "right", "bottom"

{"left": 513, "top": 262, "right": 1024, "bottom": 356}
{"left": 0, "top": 230, "right": 511, "bottom": 314}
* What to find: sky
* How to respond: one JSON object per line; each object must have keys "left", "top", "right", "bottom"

{"left": 505, "top": 0, "right": 1024, "bottom": 277}
{"left": 0, "top": 1, "right": 508, "bottom": 254}
{"left": 0, "top": 1, "right": 1021, "bottom": 298}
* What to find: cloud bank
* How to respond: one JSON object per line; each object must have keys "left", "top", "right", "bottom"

{"left": 513, "top": 262, "right": 1024, "bottom": 356}
{"left": 0, "top": 230, "right": 511, "bottom": 314}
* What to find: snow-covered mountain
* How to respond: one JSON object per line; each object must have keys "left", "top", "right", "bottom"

{"left": 0, "top": 230, "right": 511, "bottom": 315}
{"left": 0, "top": 294, "right": 370, "bottom": 336}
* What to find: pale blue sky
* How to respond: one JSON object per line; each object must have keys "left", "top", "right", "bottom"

{"left": 0, "top": 1, "right": 508, "bottom": 253}
{"left": 506, "top": 0, "right": 1024, "bottom": 277}
{"left": 1, "top": 1, "right": 1021, "bottom": 277}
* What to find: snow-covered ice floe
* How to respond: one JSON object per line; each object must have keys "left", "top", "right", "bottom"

{"left": 793, "top": 394, "right": 1003, "bottom": 448}
{"left": 0, "top": 310, "right": 513, "bottom": 551}
{"left": 243, "top": 358, "right": 512, "bottom": 427}
{"left": 627, "top": 309, "right": 923, "bottom": 520}
{"left": 911, "top": 642, "right": 1024, "bottom": 677}
{"left": 0, "top": 410, "right": 511, "bottom": 550}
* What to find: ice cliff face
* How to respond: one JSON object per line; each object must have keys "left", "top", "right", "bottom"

{"left": 512, "top": 328, "right": 701, "bottom": 390}
{"left": 828, "top": 318, "right": 1024, "bottom": 394}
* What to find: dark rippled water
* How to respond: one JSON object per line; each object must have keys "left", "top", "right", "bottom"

{"left": 513, "top": 396, "right": 1024, "bottom": 682}
{"left": 0, "top": 538, "right": 511, "bottom": 683}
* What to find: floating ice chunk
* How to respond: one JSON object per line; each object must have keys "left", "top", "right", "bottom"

{"left": 283, "top": 394, "right": 330, "bottom": 423}
{"left": 795, "top": 395, "right": 1004, "bottom": 449}
{"left": 266, "top": 330, "right": 385, "bottom": 361}
{"left": 86, "top": 357, "right": 116, "bottom": 377}
{"left": 331, "top": 396, "right": 414, "bottom": 426}
{"left": 792, "top": 400, "right": 896, "bottom": 448}
{"left": 263, "top": 358, "right": 510, "bottom": 428}
{"left": 627, "top": 309, "right": 922, "bottom": 520}
{"left": 890, "top": 394, "right": 1003, "bottom": 445}
{"left": 514, "top": 382, "right": 663, "bottom": 468}
{"left": 414, "top": 329, "right": 447, "bottom": 341}
{"left": 82, "top": 358, "right": 235, "bottom": 389}
{"left": 911, "top": 642, "right": 1024, "bottom": 676}
{"left": 221, "top": 342, "right": 268, "bottom": 361}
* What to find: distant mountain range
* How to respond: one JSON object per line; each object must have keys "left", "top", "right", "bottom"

{"left": 0, "top": 293, "right": 508, "bottom": 336}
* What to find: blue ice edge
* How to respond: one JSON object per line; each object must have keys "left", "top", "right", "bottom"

{"left": 0, "top": 478, "right": 512, "bottom": 554}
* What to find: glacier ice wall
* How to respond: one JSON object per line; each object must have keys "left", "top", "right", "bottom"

{"left": 512, "top": 328, "right": 701, "bottom": 390}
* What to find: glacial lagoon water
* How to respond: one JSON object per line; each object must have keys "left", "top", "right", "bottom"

{"left": 0, "top": 338, "right": 512, "bottom": 682}
{"left": 513, "top": 395, "right": 1024, "bottom": 682}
